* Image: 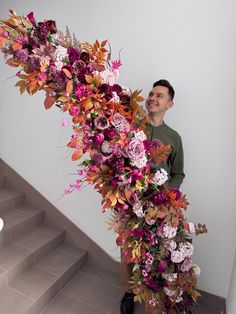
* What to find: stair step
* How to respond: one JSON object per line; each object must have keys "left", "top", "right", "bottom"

{"left": 0, "top": 189, "right": 25, "bottom": 212}
{"left": 0, "top": 175, "right": 6, "bottom": 188}
{"left": 0, "top": 225, "right": 65, "bottom": 285}
{"left": 6, "top": 244, "right": 87, "bottom": 313}
{"left": 0, "top": 204, "right": 44, "bottom": 247}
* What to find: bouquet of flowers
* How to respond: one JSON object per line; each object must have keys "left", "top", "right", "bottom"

{"left": 0, "top": 10, "right": 207, "bottom": 313}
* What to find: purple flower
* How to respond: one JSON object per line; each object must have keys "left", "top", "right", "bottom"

{"left": 15, "top": 49, "right": 29, "bottom": 63}
{"left": 28, "top": 56, "right": 40, "bottom": 70}
{"left": 92, "top": 153, "right": 104, "bottom": 165}
{"left": 104, "top": 128, "right": 117, "bottom": 140}
{"left": 94, "top": 116, "right": 110, "bottom": 130}
{"left": 68, "top": 47, "right": 80, "bottom": 63}
{"left": 157, "top": 261, "right": 168, "bottom": 273}
{"left": 92, "top": 133, "right": 104, "bottom": 148}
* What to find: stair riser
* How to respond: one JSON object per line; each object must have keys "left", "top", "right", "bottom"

{"left": 2, "top": 233, "right": 65, "bottom": 287}
{"left": 35, "top": 258, "right": 86, "bottom": 313}
{"left": 0, "top": 176, "right": 6, "bottom": 188}
{"left": 0, "top": 212, "right": 44, "bottom": 248}
{"left": 0, "top": 194, "right": 25, "bottom": 212}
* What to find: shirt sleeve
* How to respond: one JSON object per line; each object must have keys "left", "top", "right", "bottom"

{"left": 168, "top": 135, "right": 185, "bottom": 189}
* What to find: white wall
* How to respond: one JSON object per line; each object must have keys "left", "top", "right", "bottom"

{"left": 0, "top": 0, "right": 236, "bottom": 298}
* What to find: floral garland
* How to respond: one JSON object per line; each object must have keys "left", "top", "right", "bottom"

{"left": 0, "top": 10, "right": 207, "bottom": 313}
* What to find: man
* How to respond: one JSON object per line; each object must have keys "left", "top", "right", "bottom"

{"left": 120, "top": 79, "right": 185, "bottom": 314}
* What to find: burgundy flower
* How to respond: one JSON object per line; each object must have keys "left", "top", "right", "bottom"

{"left": 119, "top": 93, "right": 131, "bottom": 105}
{"left": 131, "top": 228, "right": 143, "bottom": 239}
{"left": 152, "top": 192, "right": 168, "bottom": 205}
{"left": 34, "top": 20, "right": 57, "bottom": 43}
{"left": 104, "top": 128, "right": 117, "bottom": 140}
{"left": 110, "top": 178, "right": 118, "bottom": 187}
{"left": 112, "top": 84, "right": 122, "bottom": 94}
{"left": 80, "top": 51, "right": 90, "bottom": 64}
{"left": 68, "top": 47, "right": 80, "bottom": 63}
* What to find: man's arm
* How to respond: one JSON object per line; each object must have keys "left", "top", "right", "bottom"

{"left": 168, "top": 136, "right": 185, "bottom": 189}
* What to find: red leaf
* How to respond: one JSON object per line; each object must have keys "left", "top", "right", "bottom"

{"left": 44, "top": 96, "right": 56, "bottom": 110}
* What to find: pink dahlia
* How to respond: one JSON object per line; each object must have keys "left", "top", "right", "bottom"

{"left": 94, "top": 116, "right": 110, "bottom": 130}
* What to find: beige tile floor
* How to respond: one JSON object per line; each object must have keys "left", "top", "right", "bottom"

{"left": 40, "top": 264, "right": 222, "bottom": 314}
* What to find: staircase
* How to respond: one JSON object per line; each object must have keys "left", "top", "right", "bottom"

{"left": 0, "top": 174, "right": 88, "bottom": 313}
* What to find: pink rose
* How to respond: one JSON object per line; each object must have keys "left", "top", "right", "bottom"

{"left": 126, "top": 139, "right": 145, "bottom": 160}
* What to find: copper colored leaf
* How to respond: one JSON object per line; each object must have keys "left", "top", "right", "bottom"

{"left": 72, "top": 149, "right": 83, "bottom": 161}
{"left": 44, "top": 96, "right": 56, "bottom": 110}
{"left": 66, "top": 80, "right": 73, "bottom": 94}
{"left": 62, "top": 68, "right": 72, "bottom": 79}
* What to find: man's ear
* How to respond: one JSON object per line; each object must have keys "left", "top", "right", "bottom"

{"left": 167, "top": 100, "right": 174, "bottom": 109}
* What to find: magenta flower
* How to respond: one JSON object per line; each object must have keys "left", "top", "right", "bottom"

{"left": 68, "top": 47, "right": 80, "bottom": 63}
{"left": 74, "top": 83, "right": 86, "bottom": 99}
{"left": 27, "top": 12, "right": 36, "bottom": 25}
{"left": 126, "top": 139, "right": 145, "bottom": 160}
{"left": 94, "top": 116, "right": 110, "bottom": 130}
{"left": 92, "top": 133, "right": 104, "bottom": 148}
{"left": 157, "top": 261, "right": 168, "bottom": 273}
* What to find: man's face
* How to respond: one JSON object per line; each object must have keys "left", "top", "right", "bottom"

{"left": 145, "top": 85, "right": 173, "bottom": 114}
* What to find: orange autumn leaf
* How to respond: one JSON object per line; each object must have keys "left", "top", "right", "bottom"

{"left": 150, "top": 144, "right": 171, "bottom": 164}
{"left": 66, "top": 80, "right": 73, "bottom": 94}
{"left": 12, "top": 42, "right": 22, "bottom": 51}
{"left": 0, "top": 37, "right": 7, "bottom": 48}
{"left": 62, "top": 68, "right": 72, "bottom": 79}
{"left": 71, "top": 149, "right": 83, "bottom": 161}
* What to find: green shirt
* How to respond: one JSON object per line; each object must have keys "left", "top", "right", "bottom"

{"left": 144, "top": 122, "right": 185, "bottom": 189}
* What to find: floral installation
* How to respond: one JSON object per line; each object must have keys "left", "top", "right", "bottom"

{"left": 0, "top": 10, "right": 207, "bottom": 313}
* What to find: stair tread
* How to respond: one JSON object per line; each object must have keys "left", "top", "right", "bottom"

{"left": 12, "top": 226, "right": 63, "bottom": 251}
{"left": 0, "top": 286, "right": 34, "bottom": 314}
{"left": 0, "top": 206, "right": 42, "bottom": 229}
{"left": 9, "top": 265, "right": 59, "bottom": 300}
{"left": 0, "top": 189, "right": 24, "bottom": 201}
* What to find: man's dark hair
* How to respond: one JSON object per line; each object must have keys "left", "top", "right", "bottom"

{"left": 153, "top": 79, "right": 175, "bottom": 100}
